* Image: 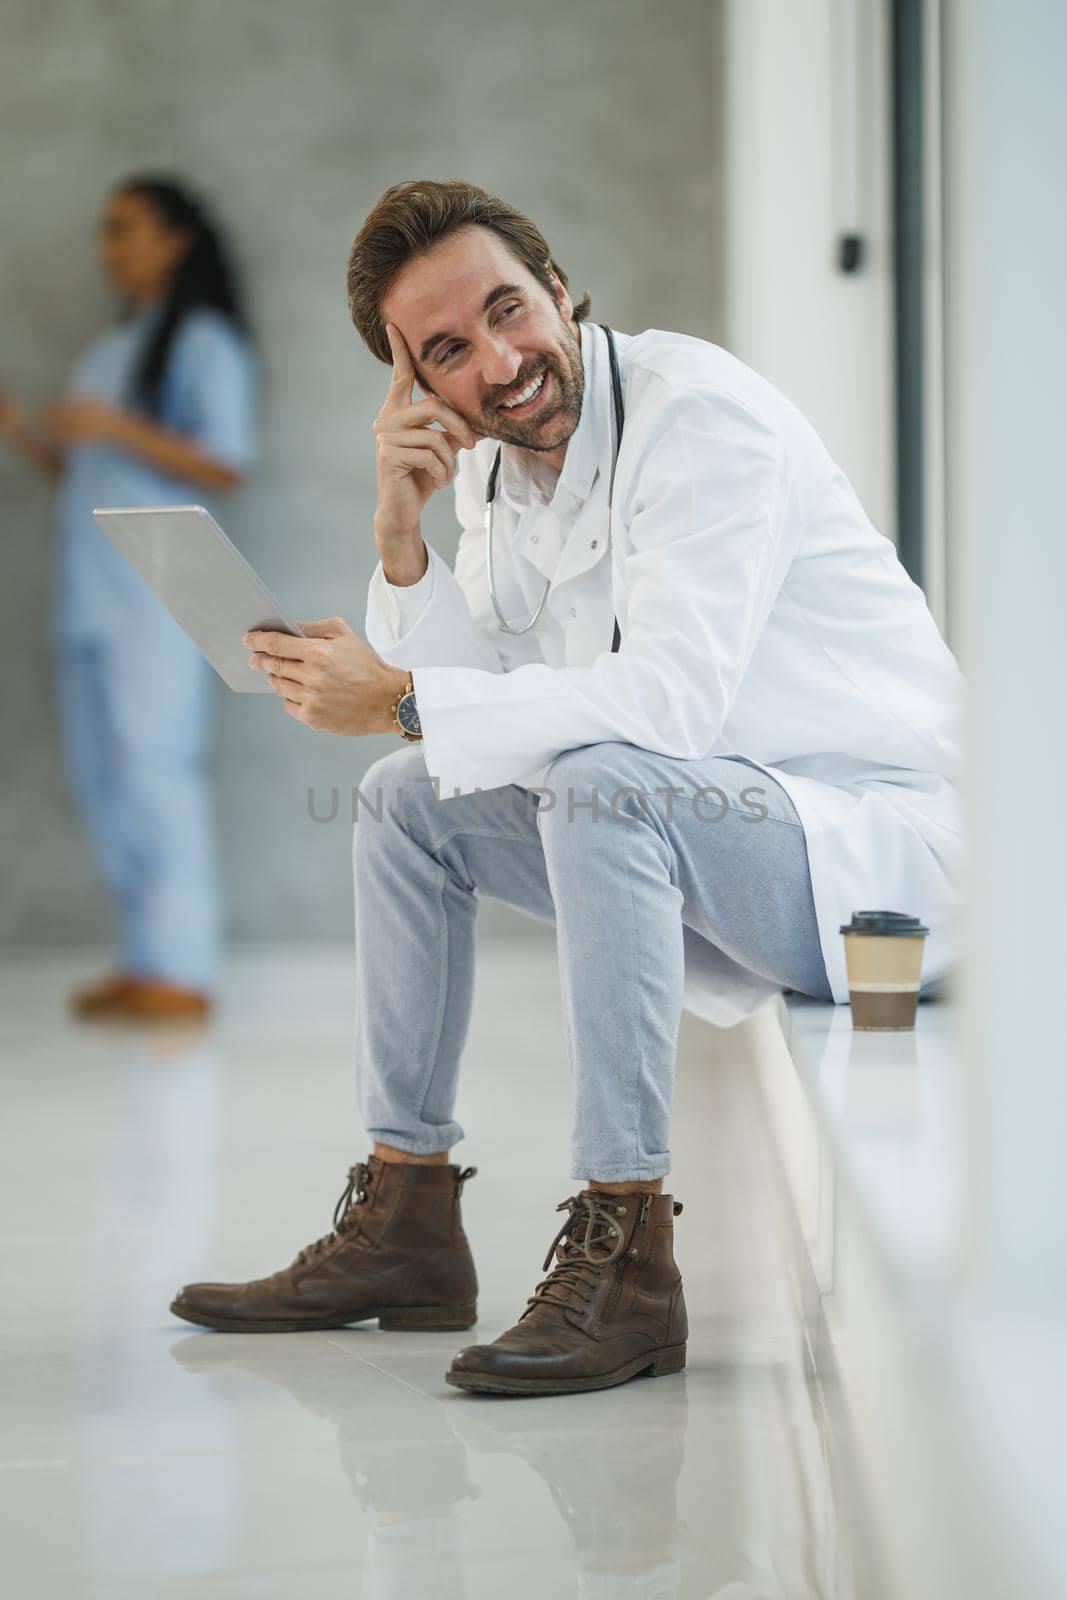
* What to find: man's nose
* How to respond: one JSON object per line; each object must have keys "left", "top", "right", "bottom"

{"left": 479, "top": 338, "right": 523, "bottom": 389}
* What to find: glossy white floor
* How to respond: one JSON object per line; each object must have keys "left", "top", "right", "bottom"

{"left": 0, "top": 938, "right": 882, "bottom": 1599}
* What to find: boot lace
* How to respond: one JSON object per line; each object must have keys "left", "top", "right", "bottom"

{"left": 295, "top": 1162, "right": 373, "bottom": 1265}
{"left": 524, "top": 1192, "right": 629, "bottom": 1316}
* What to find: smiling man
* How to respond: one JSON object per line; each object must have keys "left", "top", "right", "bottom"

{"left": 171, "top": 180, "right": 966, "bottom": 1399}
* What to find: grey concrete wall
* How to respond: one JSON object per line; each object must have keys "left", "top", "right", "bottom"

{"left": 0, "top": 0, "right": 725, "bottom": 947}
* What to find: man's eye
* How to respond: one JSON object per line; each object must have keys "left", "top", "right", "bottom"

{"left": 441, "top": 304, "right": 524, "bottom": 364}
{"left": 438, "top": 343, "right": 464, "bottom": 364}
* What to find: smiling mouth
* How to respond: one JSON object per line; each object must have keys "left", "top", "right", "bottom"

{"left": 498, "top": 369, "right": 547, "bottom": 414}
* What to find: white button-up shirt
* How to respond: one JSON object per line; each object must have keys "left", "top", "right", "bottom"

{"left": 366, "top": 322, "right": 966, "bottom": 1027}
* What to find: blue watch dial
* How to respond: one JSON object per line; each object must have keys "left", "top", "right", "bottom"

{"left": 397, "top": 691, "right": 421, "bottom": 737}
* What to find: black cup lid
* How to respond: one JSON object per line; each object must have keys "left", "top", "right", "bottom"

{"left": 839, "top": 909, "right": 929, "bottom": 936}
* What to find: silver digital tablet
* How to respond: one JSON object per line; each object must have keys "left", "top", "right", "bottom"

{"left": 92, "top": 505, "right": 306, "bottom": 693}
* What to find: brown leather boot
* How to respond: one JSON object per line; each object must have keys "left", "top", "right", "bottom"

{"left": 447, "top": 1188, "right": 687, "bottom": 1396}
{"left": 171, "top": 1157, "right": 478, "bottom": 1333}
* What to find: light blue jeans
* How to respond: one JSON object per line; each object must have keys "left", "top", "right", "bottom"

{"left": 353, "top": 740, "right": 832, "bottom": 1182}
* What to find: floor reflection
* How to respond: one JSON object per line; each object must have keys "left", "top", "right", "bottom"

{"left": 171, "top": 1334, "right": 692, "bottom": 1598}
{"left": 447, "top": 1386, "right": 687, "bottom": 1598}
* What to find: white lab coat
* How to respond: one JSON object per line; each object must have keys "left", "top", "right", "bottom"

{"left": 365, "top": 322, "right": 966, "bottom": 1028}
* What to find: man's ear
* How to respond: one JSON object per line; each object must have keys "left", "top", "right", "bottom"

{"left": 545, "top": 263, "right": 575, "bottom": 324}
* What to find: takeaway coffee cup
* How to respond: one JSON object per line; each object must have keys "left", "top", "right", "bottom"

{"left": 839, "top": 910, "right": 929, "bottom": 1030}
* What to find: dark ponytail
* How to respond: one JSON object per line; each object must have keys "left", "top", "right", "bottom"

{"left": 116, "top": 175, "right": 250, "bottom": 417}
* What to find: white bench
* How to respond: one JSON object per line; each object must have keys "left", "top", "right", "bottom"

{"left": 747, "top": 990, "right": 1032, "bottom": 1600}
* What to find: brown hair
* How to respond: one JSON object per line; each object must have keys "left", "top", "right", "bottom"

{"left": 347, "top": 179, "right": 591, "bottom": 363}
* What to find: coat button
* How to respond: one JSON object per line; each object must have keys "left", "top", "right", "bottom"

{"left": 590, "top": 539, "right": 598, "bottom": 549}
{"left": 530, "top": 534, "right": 539, "bottom": 544}
{"left": 569, "top": 607, "right": 577, "bottom": 618}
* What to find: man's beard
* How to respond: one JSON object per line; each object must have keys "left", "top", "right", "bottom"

{"left": 478, "top": 323, "right": 584, "bottom": 452}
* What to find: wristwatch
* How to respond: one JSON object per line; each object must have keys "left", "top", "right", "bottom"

{"left": 391, "top": 676, "right": 423, "bottom": 742}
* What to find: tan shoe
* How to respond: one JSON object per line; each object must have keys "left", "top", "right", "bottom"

{"left": 69, "top": 972, "right": 138, "bottom": 1017}
{"left": 112, "top": 977, "right": 213, "bottom": 1021}
{"left": 171, "top": 1157, "right": 479, "bottom": 1333}
{"left": 447, "top": 1189, "right": 687, "bottom": 1396}
{"left": 71, "top": 972, "right": 212, "bottom": 1020}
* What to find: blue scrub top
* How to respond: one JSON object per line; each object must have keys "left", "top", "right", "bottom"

{"left": 53, "top": 302, "right": 257, "bottom": 644}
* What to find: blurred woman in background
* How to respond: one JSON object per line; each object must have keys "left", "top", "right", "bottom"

{"left": 0, "top": 176, "right": 256, "bottom": 1019}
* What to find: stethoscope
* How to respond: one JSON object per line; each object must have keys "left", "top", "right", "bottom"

{"left": 485, "top": 324, "right": 624, "bottom": 653}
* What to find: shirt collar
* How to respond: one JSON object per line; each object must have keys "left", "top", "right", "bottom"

{"left": 497, "top": 321, "right": 608, "bottom": 515}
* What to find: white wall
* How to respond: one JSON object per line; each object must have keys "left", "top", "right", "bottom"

{"left": 945, "top": 0, "right": 1067, "bottom": 1296}
{"left": 725, "top": 0, "right": 895, "bottom": 544}
{"left": 942, "top": 4, "right": 1067, "bottom": 1589}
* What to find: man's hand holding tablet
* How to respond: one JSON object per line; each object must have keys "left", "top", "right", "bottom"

{"left": 244, "top": 616, "right": 409, "bottom": 737}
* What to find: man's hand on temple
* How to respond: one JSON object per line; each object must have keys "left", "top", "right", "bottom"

{"left": 244, "top": 617, "right": 409, "bottom": 736}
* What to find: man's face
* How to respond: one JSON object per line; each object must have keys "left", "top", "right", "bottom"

{"left": 381, "top": 225, "right": 584, "bottom": 453}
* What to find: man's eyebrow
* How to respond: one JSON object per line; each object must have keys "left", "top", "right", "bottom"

{"left": 418, "top": 284, "right": 524, "bottom": 363}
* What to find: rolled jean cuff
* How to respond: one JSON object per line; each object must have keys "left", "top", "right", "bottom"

{"left": 364, "top": 1125, "right": 465, "bottom": 1156}
{"left": 571, "top": 1158, "right": 673, "bottom": 1183}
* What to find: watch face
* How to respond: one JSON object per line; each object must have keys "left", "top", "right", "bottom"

{"left": 397, "top": 691, "right": 422, "bottom": 737}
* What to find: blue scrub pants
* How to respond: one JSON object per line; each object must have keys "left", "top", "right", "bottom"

{"left": 53, "top": 621, "right": 220, "bottom": 991}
